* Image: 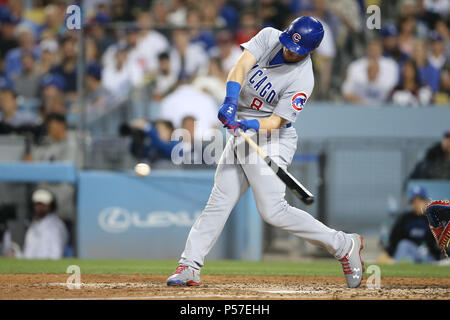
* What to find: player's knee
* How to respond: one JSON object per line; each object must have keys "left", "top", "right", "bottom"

{"left": 257, "top": 198, "right": 289, "bottom": 226}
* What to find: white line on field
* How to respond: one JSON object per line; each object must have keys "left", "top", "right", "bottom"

{"left": 40, "top": 294, "right": 242, "bottom": 300}
{"left": 260, "top": 290, "right": 323, "bottom": 294}
{"left": 46, "top": 282, "right": 155, "bottom": 288}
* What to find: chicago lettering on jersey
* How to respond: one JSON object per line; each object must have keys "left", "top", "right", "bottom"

{"left": 248, "top": 68, "right": 276, "bottom": 104}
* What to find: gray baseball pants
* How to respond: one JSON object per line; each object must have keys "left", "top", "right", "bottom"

{"left": 179, "top": 129, "right": 352, "bottom": 268}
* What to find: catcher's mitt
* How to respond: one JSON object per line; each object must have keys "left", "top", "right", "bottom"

{"left": 425, "top": 200, "right": 450, "bottom": 258}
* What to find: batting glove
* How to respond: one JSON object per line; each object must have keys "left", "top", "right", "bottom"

{"left": 227, "top": 119, "right": 260, "bottom": 133}
{"left": 218, "top": 97, "right": 238, "bottom": 126}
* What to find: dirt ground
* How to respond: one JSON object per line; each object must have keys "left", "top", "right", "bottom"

{"left": 0, "top": 274, "right": 448, "bottom": 300}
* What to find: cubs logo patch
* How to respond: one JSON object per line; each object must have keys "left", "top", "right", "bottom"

{"left": 292, "top": 92, "right": 307, "bottom": 111}
{"left": 292, "top": 33, "right": 302, "bottom": 43}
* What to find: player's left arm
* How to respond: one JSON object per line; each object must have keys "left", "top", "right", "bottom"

{"left": 229, "top": 113, "right": 287, "bottom": 135}
{"left": 257, "top": 114, "right": 287, "bottom": 132}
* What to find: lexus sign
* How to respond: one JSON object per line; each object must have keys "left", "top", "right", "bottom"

{"left": 98, "top": 207, "right": 200, "bottom": 233}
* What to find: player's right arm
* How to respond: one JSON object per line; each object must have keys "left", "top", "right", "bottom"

{"left": 227, "top": 49, "right": 257, "bottom": 86}
{"left": 218, "top": 50, "right": 257, "bottom": 127}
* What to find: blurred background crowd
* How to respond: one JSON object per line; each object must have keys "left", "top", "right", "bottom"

{"left": 0, "top": 0, "right": 449, "bottom": 262}
{"left": 0, "top": 1, "right": 449, "bottom": 157}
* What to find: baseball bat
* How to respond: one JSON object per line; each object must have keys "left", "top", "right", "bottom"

{"left": 238, "top": 129, "right": 315, "bottom": 205}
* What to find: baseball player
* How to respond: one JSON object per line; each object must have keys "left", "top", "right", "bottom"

{"left": 167, "top": 16, "right": 364, "bottom": 288}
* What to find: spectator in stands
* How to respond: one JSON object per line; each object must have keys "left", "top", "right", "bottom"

{"left": 102, "top": 24, "right": 146, "bottom": 88}
{"left": 101, "top": 42, "right": 142, "bottom": 97}
{"left": 381, "top": 23, "right": 408, "bottom": 64}
{"left": 86, "top": 36, "right": 100, "bottom": 65}
{"left": 159, "top": 84, "right": 218, "bottom": 138}
{"left": 377, "top": 186, "right": 442, "bottom": 264}
{"left": 428, "top": 31, "right": 446, "bottom": 72}
{"left": 216, "top": 0, "right": 239, "bottom": 28}
{"left": 342, "top": 58, "right": 386, "bottom": 104}
{"left": 85, "top": 62, "right": 111, "bottom": 119}
{"left": 413, "top": 39, "right": 441, "bottom": 93}
{"left": 109, "top": 0, "right": 134, "bottom": 22}
{"left": 3, "top": 24, "right": 40, "bottom": 78}
{"left": 152, "top": 0, "right": 169, "bottom": 27}
{"left": 167, "top": 0, "right": 188, "bottom": 27}
{"left": 135, "top": 11, "right": 170, "bottom": 75}
{"left": 39, "top": 28, "right": 55, "bottom": 42}
{"left": 192, "top": 57, "right": 227, "bottom": 103}
{"left": 130, "top": 118, "right": 178, "bottom": 163}
{"left": 102, "top": 27, "right": 131, "bottom": 70}
{"left": 179, "top": 115, "right": 205, "bottom": 165}
{"left": 40, "top": 73, "right": 66, "bottom": 115}
{"left": 388, "top": 59, "right": 433, "bottom": 106}
{"left": 435, "top": 62, "right": 450, "bottom": 104}
{"left": 181, "top": 115, "right": 196, "bottom": 144}
{"left": 0, "top": 11, "right": 19, "bottom": 61}
{"left": 259, "top": 0, "right": 290, "bottom": 30}
{"left": 300, "top": 0, "right": 340, "bottom": 41}
{"left": 169, "top": 28, "right": 209, "bottom": 82}
{"left": 235, "top": 10, "right": 260, "bottom": 46}
{"left": 409, "top": 130, "right": 450, "bottom": 179}
{"left": 36, "top": 39, "right": 58, "bottom": 76}
{"left": 20, "top": 188, "right": 68, "bottom": 259}
{"left": 0, "top": 75, "right": 36, "bottom": 129}
{"left": 342, "top": 39, "right": 399, "bottom": 104}
{"left": 87, "top": 12, "right": 115, "bottom": 56}
{"left": 151, "top": 52, "right": 177, "bottom": 102}
{"left": 210, "top": 30, "right": 242, "bottom": 75}
{"left": 200, "top": 1, "right": 227, "bottom": 29}
{"left": 323, "top": 0, "right": 363, "bottom": 93}
{"left": 327, "top": 0, "right": 363, "bottom": 45}
{"left": 93, "top": 2, "right": 112, "bottom": 21}
{"left": 26, "top": 113, "right": 82, "bottom": 167}
{"left": 423, "top": 0, "right": 449, "bottom": 18}
{"left": 433, "top": 18, "right": 449, "bottom": 55}
{"left": 186, "top": 8, "right": 216, "bottom": 53}
{"left": 50, "top": 35, "right": 77, "bottom": 96}
{"left": 6, "top": 0, "right": 39, "bottom": 37}
{"left": 398, "top": 15, "right": 417, "bottom": 58}
{"left": 39, "top": 93, "right": 66, "bottom": 126}
{"left": 413, "top": 1, "right": 438, "bottom": 39}
{"left": 313, "top": 19, "right": 336, "bottom": 99}
{"left": 37, "top": 3, "right": 65, "bottom": 39}
{"left": 11, "top": 52, "right": 42, "bottom": 99}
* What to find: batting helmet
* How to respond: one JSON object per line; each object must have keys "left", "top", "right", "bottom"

{"left": 279, "top": 16, "right": 324, "bottom": 55}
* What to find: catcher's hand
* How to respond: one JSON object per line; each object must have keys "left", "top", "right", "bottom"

{"left": 425, "top": 200, "right": 450, "bottom": 257}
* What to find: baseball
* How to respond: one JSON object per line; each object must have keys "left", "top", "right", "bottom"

{"left": 134, "top": 163, "right": 151, "bottom": 177}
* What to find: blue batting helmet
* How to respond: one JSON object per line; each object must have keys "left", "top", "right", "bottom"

{"left": 279, "top": 16, "right": 324, "bottom": 55}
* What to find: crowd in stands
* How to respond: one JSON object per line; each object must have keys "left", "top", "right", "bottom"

{"left": 342, "top": 1, "right": 450, "bottom": 106}
{"left": 0, "top": 0, "right": 448, "bottom": 167}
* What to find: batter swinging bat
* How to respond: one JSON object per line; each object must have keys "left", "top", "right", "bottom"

{"left": 238, "top": 129, "right": 315, "bottom": 205}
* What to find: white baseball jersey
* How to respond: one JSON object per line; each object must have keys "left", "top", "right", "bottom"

{"left": 237, "top": 27, "right": 314, "bottom": 123}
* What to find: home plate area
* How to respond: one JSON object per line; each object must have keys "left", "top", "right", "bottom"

{"left": 0, "top": 274, "right": 449, "bottom": 300}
